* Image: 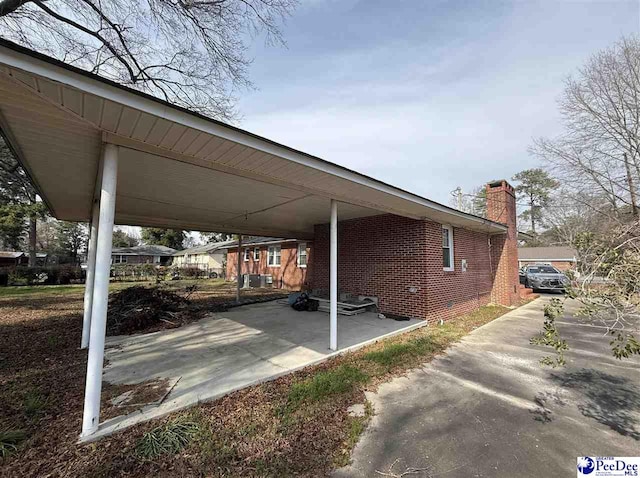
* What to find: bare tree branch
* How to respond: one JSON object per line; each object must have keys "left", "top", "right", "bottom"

{"left": 0, "top": 0, "right": 297, "bottom": 119}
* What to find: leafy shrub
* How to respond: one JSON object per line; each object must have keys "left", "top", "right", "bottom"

{"left": 172, "top": 266, "right": 207, "bottom": 279}
{"left": 112, "top": 263, "right": 162, "bottom": 282}
{"left": 136, "top": 418, "right": 200, "bottom": 459}
{"left": 7, "top": 266, "right": 83, "bottom": 286}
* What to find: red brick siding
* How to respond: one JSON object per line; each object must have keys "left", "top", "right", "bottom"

{"left": 423, "top": 222, "right": 494, "bottom": 322}
{"left": 226, "top": 242, "right": 311, "bottom": 290}
{"left": 312, "top": 215, "right": 430, "bottom": 320}
{"left": 311, "top": 214, "right": 495, "bottom": 322}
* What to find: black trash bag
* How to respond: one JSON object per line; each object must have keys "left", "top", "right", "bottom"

{"left": 292, "top": 292, "right": 309, "bottom": 311}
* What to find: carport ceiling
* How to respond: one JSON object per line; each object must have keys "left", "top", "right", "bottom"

{"left": 0, "top": 39, "right": 507, "bottom": 239}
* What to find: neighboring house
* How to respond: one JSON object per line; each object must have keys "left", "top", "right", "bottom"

{"left": 518, "top": 246, "right": 578, "bottom": 271}
{"left": 0, "top": 251, "right": 48, "bottom": 267}
{"left": 111, "top": 245, "right": 176, "bottom": 265}
{"left": 224, "top": 237, "right": 312, "bottom": 290}
{"left": 172, "top": 240, "right": 232, "bottom": 277}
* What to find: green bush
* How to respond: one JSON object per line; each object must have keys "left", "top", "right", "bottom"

{"left": 112, "top": 263, "right": 163, "bottom": 282}
{"left": 6, "top": 266, "right": 83, "bottom": 286}
{"left": 174, "top": 266, "right": 206, "bottom": 279}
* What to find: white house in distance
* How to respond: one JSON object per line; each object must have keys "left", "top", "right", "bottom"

{"left": 171, "top": 240, "right": 233, "bottom": 278}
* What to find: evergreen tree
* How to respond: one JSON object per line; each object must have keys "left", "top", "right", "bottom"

{"left": 512, "top": 168, "right": 559, "bottom": 235}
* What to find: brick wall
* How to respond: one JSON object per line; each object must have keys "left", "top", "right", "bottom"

{"left": 226, "top": 242, "right": 311, "bottom": 290}
{"left": 311, "top": 214, "right": 495, "bottom": 322}
{"left": 313, "top": 215, "right": 430, "bottom": 320}
{"left": 310, "top": 180, "right": 518, "bottom": 321}
{"left": 486, "top": 180, "right": 519, "bottom": 306}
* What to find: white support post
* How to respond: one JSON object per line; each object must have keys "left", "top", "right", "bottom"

{"left": 330, "top": 199, "right": 338, "bottom": 351}
{"left": 81, "top": 144, "right": 118, "bottom": 437}
{"left": 81, "top": 200, "right": 100, "bottom": 349}
{"left": 236, "top": 234, "right": 242, "bottom": 303}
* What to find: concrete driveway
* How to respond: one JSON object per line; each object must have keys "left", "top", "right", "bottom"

{"left": 335, "top": 297, "right": 640, "bottom": 478}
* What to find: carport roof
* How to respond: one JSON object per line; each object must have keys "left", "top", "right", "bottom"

{"left": 0, "top": 39, "right": 508, "bottom": 239}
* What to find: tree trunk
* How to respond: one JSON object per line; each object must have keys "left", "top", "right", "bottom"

{"left": 624, "top": 153, "right": 639, "bottom": 218}
{"left": 530, "top": 193, "right": 536, "bottom": 234}
{"left": 28, "top": 216, "right": 36, "bottom": 267}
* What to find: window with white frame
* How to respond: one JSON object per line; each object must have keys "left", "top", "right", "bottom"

{"left": 254, "top": 248, "right": 260, "bottom": 260}
{"left": 297, "top": 242, "right": 307, "bottom": 268}
{"left": 243, "top": 248, "right": 250, "bottom": 261}
{"left": 442, "top": 225, "right": 454, "bottom": 271}
{"left": 267, "top": 245, "right": 281, "bottom": 266}
{"left": 113, "top": 254, "right": 125, "bottom": 264}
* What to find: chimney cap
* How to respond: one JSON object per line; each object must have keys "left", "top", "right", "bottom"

{"left": 487, "top": 179, "right": 514, "bottom": 191}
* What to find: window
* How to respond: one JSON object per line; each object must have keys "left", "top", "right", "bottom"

{"left": 267, "top": 245, "right": 281, "bottom": 266}
{"left": 243, "top": 248, "right": 250, "bottom": 261}
{"left": 442, "top": 225, "right": 454, "bottom": 271}
{"left": 297, "top": 242, "right": 307, "bottom": 268}
{"left": 113, "top": 254, "right": 125, "bottom": 264}
{"left": 254, "top": 248, "right": 260, "bottom": 260}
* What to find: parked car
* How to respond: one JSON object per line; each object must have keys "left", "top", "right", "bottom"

{"left": 521, "top": 264, "right": 570, "bottom": 292}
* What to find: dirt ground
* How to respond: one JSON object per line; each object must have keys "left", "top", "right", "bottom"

{"left": 0, "top": 281, "right": 531, "bottom": 477}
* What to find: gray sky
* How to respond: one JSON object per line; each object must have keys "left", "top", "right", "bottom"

{"left": 237, "top": 0, "right": 639, "bottom": 205}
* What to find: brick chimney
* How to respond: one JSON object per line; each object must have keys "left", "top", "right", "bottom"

{"left": 486, "top": 180, "right": 519, "bottom": 306}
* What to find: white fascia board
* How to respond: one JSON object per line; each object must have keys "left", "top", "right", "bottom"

{"left": 0, "top": 44, "right": 506, "bottom": 234}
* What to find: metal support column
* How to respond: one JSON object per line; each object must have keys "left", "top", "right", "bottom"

{"left": 330, "top": 199, "right": 338, "bottom": 351}
{"left": 81, "top": 143, "right": 118, "bottom": 437}
{"left": 81, "top": 199, "right": 100, "bottom": 349}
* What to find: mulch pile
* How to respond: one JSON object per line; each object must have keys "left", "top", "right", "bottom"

{"left": 106, "top": 286, "right": 198, "bottom": 335}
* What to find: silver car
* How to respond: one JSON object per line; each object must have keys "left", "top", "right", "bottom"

{"left": 521, "top": 264, "right": 570, "bottom": 292}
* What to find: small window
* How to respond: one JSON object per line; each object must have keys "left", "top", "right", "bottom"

{"left": 254, "top": 248, "right": 260, "bottom": 260}
{"left": 268, "top": 245, "right": 281, "bottom": 266}
{"left": 297, "top": 242, "right": 307, "bottom": 268}
{"left": 442, "top": 225, "right": 454, "bottom": 271}
{"left": 243, "top": 248, "right": 250, "bottom": 261}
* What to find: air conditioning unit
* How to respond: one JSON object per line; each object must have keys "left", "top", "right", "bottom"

{"left": 260, "top": 274, "right": 273, "bottom": 288}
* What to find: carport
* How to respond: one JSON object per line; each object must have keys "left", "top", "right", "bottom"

{"left": 0, "top": 39, "right": 506, "bottom": 438}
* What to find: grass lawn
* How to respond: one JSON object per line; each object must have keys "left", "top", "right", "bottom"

{"left": 0, "top": 283, "right": 537, "bottom": 477}
{"left": 0, "top": 278, "right": 232, "bottom": 298}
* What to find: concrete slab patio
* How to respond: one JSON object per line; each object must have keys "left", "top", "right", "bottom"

{"left": 92, "top": 301, "right": 423, "bottom": 440}
{"left": 335, "top": 296, "right": 640, "bottom": 478}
